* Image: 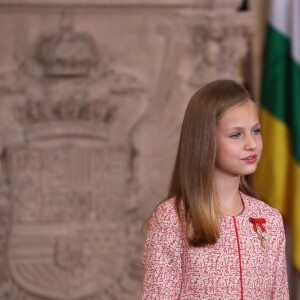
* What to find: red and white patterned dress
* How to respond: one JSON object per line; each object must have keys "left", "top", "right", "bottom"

{"left": 141, "top": 193, "right": 289, "bottom": 299}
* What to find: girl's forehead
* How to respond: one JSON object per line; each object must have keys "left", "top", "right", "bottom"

{"left": 218, "top": 101, "right": 259, "bottom": 126}
{"left": 222, "top": 101, "right": 257, "bottom": 116}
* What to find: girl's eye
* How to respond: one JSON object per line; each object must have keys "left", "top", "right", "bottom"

{"left": 230, "top": 132, "right": 241, "bottom": 139}
{"left": 252, "top": 128, "right": 261, "bottom": 135}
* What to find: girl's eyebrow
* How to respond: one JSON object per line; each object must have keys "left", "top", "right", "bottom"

{"left": 225, "top": 123, "right": 261, "bottom": 131}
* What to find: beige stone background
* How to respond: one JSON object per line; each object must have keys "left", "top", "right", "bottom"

{"left": 0, "top": 0, "right": 298, "bottom": 299}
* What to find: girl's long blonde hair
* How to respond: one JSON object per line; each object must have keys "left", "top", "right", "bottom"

{"left": 168, "top": 79, "right": 257, "bottom": 246}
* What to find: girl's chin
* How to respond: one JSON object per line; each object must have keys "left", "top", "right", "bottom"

{"left": 242, "top": 167, "right": 258, "bottom": 176}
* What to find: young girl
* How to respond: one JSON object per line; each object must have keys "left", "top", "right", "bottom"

{"left": 141, "top": 80, "right": 289, "bottom": 299}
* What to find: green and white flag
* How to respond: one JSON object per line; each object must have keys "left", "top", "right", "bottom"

{"left": 255, "top": 0, "right": 300, "bottom": 270}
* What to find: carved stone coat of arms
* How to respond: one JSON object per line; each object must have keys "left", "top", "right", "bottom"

{"left": 0, "top": 23, "right": 146, "bottom": 300}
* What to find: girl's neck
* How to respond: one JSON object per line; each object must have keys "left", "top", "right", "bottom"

{"left": 213, "top": 174, "right": 244, "bottom": 217}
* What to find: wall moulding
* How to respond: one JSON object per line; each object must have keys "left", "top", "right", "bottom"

{"left": 0, "top": 0, "right": 242, "bottom": 10}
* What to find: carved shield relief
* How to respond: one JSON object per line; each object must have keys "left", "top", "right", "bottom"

{"left": 0, "top": 21, "right": 147, "bottom": 299}
{"left": 7, "top": 142, "right": 132, "bottom": 299}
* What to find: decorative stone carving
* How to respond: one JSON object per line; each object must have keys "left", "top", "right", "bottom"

{"left": 0, "top": 18, "right": 146, "bottom": 299}
{"left": 17, "top": 99, "right": 116, "bottom": 141}
{"left": 0, "top": 184, "right": 11, "bottom": 299}
{"left": 0, "top": 1, "right": 254, "bottom": 299}
{"left": 36, "top": 23, "right": 98, "bottom": 77}
{"left": 187, "top": 13, "right": 254, "bottom": 86}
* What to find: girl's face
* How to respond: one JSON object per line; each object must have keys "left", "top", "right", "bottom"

{"left": 215, "top": 101, "right": 263, "bottom": 177}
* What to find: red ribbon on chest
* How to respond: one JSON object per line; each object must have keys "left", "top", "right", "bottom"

{"left": 249, "top": 217, "right": 266, "bottom": 233}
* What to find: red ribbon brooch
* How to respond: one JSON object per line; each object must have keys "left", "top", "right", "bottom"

{"left": 249, "top": 217, "right": 267, "bottom": 248}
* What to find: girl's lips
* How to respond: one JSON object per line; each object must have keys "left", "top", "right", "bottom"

{"left": 242, "top": 155, "right": 257, "bottom": 163}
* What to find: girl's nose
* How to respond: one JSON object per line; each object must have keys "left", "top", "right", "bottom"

{"left": 245, "top": 135, "right": 257, "bottom": 151}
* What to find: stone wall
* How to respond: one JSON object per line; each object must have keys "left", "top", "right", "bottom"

{"left": 0, "top": 1, "right": 254, "bottom": 299}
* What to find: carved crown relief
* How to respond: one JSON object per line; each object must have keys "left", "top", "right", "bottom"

{"left": 17, "top": 99, "right": 116, "bottom": 141}
{"left": 36, "top": 23, "right": 98, "bottom": 78}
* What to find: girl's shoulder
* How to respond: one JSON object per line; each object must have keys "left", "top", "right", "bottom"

{"left": 242, "top": 193, "right": 284, "bottom": 224}
{"left": 151, "top": 198, "right": 182, "bottom": 229}
{"left": 153, "top": 198, "right": 177, "bottom": 219}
